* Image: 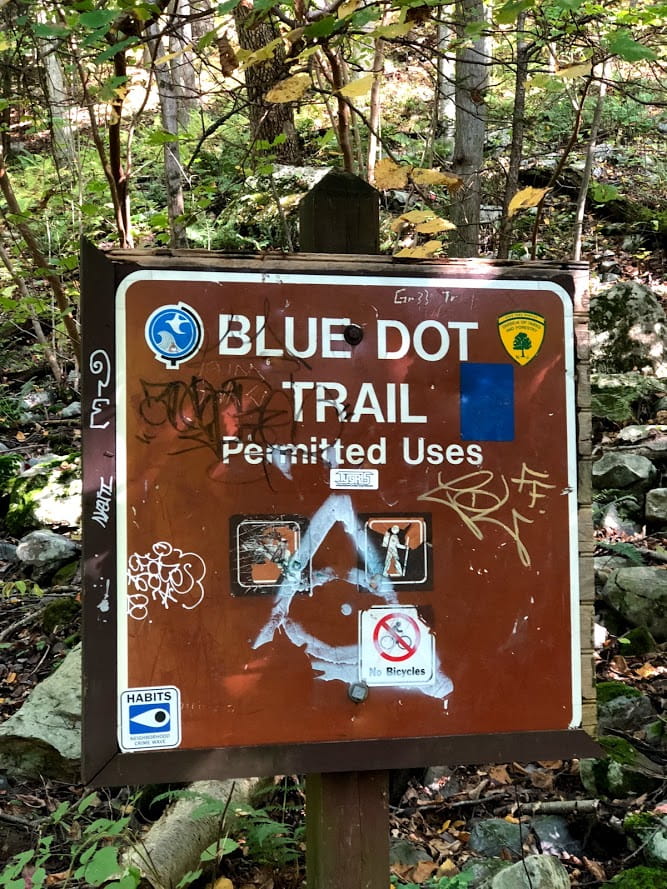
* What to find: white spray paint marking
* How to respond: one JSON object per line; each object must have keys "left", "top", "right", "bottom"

{"left": 252, "top": 494, "right": 453, "bottom": 701}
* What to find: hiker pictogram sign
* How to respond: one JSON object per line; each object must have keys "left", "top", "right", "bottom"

{"left": 81, "top": 246, "right": 597, "bottom": 785}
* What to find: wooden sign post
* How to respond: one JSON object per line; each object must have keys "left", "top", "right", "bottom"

{"left": 300, "top": 171, "right": 389, "bottom": 889}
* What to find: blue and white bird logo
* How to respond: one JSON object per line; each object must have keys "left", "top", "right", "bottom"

{"left": 145, "top": 303, "right": 203, "bottom": 369}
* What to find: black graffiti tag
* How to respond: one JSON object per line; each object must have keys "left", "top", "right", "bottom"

{"left": 137, "top": 375, "right": 296, "bottom": 459}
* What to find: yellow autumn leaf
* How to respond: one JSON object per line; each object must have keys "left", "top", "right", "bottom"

{"left": 400, "top": 209, "right": 435, "bottom": 224}
{"left": 508, "top": 186, "right": 549, "bottom": 217}
{"left": 412, "top": 168, "right": 463, "bottom": 191}
{"left": 555, "top": 61, "right": 593, "bottom": 79}
{"left": 338, "top": 73, "right": 375, "bottom": 98}
{"left": 284, "top": 27, "right": 305, "bottom": 44}
{"left": 212, "top": 879, "right": 234, "bottom": 889}
{"left": 237, "top": 37, "right": 281, "bottom": 69}
{"left": 374, "top": 157, "right": 411, "bottom": 189}
{"left": 338, "top": 0, "right": 360, "bottom": 18}
{"left": 372, "top": 21, "right": 413, "bottom": 37}
{"left": 415, "top": 217, "right": 456, "bottom": 234}
{"left": 390, "top": 216, "right": 409, "bottom": 233}
{"left": 394, "top": 240, "right": 443, "bottom": 258}
{"left": 154, "top": 45, "right": 192, "bottom": 67}
{"left": 265, "top": 72, "right": 310, "bottom": 103}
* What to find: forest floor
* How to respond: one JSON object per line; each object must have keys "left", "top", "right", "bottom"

{"left": 0, "top": 237, "right": 666, "bottom": 888}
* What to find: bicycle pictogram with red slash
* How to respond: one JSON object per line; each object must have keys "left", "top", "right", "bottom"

{"left": 372, "top": 612, "right": 421, "bottom": 662}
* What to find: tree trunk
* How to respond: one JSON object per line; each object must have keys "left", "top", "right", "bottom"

{"left": 36, "top": 8, "right": 77, "bottom": 165}
{"left": 367, "top": 10, "right": 390, "bottom": 183}
{"left": 448, "top": 0, "right": 490, "bottom": 258}
{"left": 150, "top": 20, "right": 188, "bottom": 247}
{"left": 166, "top": 0, "right": 199, "bottom": 126}
{"left": 572, "top": 62, "right": 608, "bottom": 260}
{"left": 434, "top": 13, "right": 456, "bottom": 141}
{"left": 233, "top": 0, "right": 301, "bottom": 162}
{"left": 497, "top": 14, "right": 530, "bottom": 259}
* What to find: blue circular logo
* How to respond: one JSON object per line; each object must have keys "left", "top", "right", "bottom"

{"left": 145, "top": 303, "right": 203, "bottom": 368}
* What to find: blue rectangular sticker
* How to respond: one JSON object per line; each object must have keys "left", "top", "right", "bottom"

{"left": 460, "top": 363, "right": 514, "bottom": 441}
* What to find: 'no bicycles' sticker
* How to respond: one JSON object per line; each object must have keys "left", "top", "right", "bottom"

{"left": 359, "top": 606, "right": 434, "bottom": 686}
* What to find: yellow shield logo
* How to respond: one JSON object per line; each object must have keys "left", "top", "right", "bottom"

{"left": 497, "top": 311, "right": 545, "bottom": 366}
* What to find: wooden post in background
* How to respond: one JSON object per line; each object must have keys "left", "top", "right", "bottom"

{"left": 299, "top": 170, "right": 379, "bottom": 255}
{"left": 300, "top": 170, "right": 389, "bottom": 889}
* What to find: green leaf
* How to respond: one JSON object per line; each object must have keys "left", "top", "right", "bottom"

{"left": 304, "top": 15, "right": 339, "bottom": 37}
{"left": 76, "top": 791, "right": 100, "bottom": 815}
{"left": 83, "top": 846, "right": 120, "bottom": 886}
{"left": 463, "top": 19, "right": 485, "bottom": 39}
{"left": 199, "top": 838, "right": 239, "bottom": 861}
{"left": 104, "top": 875, "right": 142, "bottom": 889}
{"left": 175, "top": 870, "right": 203, "bottom": 888}
{"left": 217, "top": 0, "right": 242, "bottom": 12}
{"left": 51, "top": 801, "right": 71, "bottom": 824}
{"left": 146, "top": 130, "right": 180, "bottom": 145}
{"left": 589, "top": 182, "right": 620, "bottom": 203}
{"left": 94, "top": 35, "right": 138, "bottom": 64}
{"left": 607, "top": 28, "right": 657, "bottom": 61}
{"left": 79, "top": 9, "right": 120, "bottom": 29}
{"left": 595, "top": 540, "right": 644, "bottom": 566}
{"left": 495, "top": 0, "right": 534, "bottom": 24}
{"left": 33, "top": 22, "right": 70, "bottom": 38}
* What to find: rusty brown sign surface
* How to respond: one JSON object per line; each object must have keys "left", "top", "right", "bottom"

{"left": 82, "top": 248, "right": 595, "bottom": 784}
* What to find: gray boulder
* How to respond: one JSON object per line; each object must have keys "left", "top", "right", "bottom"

{"left": 531, "top": 815, "right": 582, "bottom": 856}
{"left": 601, "top": 567, "right": 667, "bottom": 641}
{"left": 598, "top": 693, "right": 657, "bottom": 735}
{"left": 595, "top": 496, "right": 643, "bottom": 535}
{"left": 0, "top": 644, "right": 81, "bottom": 780}
{"left": 468, "top": 818, "right": 524, "bottom": 858}
{"left": 592, "top": 453, "right": 657, "bottom": 492}
{"left": 16, "top": 530, "right": 79, "bottom": 579}
{"left": 488, "top": 855, "right": 569, "bottom": 889}
{"left": 590, "top": 282, "right": 667, "bottom": 376}
{"left": 645, "top": 488, "right": 667, "bottom": 523}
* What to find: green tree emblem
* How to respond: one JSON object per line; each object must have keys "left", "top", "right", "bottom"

{"left": 513, "top": 331, "right": 532, "bottom": 358}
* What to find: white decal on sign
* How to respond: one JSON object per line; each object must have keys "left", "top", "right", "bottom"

{"left": 329, "top": 468, "right": 379, "bottom": 490}
{"left": 359, "top": 606, "right": 437, "bottom": 687}
{"left": 118, "top": 686, "right": 181, "bottom": 751}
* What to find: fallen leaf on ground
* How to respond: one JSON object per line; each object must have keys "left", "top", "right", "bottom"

{"left": 488, "top": 764, "right": 511, "bottom": 784}
{"left": 583, "top": 857, "right": 607, "bottom": 881}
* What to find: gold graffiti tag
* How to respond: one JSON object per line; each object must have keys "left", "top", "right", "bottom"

{"left": 418, "top": 470, "right": 534, "bottom": 567}
{"left": 511, "top": 462, "right": 556, "bottom": 509}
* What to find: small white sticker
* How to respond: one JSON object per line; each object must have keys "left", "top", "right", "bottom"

{"left": 359, "top": 606, "right": 435, "bottom": 686}
{"left": 330, "top": 468, "right": 379, "bottom": 490}
{"left": 118, "top": 686, "right": 181, "bottom": 751}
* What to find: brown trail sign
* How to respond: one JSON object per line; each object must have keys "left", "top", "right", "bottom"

{"left": 82, "top": 247, "right": 596, "bottom": 774}
{"left": 81, "top": 201, "right": 596, "bottom": 885}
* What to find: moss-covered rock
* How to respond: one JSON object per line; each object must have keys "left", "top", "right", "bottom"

{"left": 0, "top": 453, "right": 22, "bottom": 495}
{"left": 597, "top": 681, "right": 643, "bottom": 706}
{"left": 580, "top": 737, "right": 663, "bottom": 798}
{"left": 6, "top": 454, "right": 81, "bottom": 535}
{"left": 610, "top": 865, "right": 667, "bottom": 889}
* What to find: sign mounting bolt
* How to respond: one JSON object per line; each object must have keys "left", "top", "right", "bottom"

{"left": 344, "top": 324, "right": 364, "bottom": 346}
{"left": 348, "top": 681, "right": 369, "bottom": 703}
